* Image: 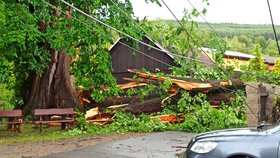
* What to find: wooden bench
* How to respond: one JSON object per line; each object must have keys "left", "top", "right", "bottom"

{"left": 0, "top": 110, "right": 23, "bottom": 133}
{"left": 34, "top": 108, "right": 75, "bottom": 132}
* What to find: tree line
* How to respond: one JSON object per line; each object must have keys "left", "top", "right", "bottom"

{"left": 165, "top": 20, "right": 280, "bottom": 56}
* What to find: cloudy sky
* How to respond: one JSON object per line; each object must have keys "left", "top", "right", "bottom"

{"left": 130, "top": 0, "right": 280, "bottom": 25}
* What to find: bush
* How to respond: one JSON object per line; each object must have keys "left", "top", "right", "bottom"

{"left": 0, "top": 83, "right": 14, "bottom": 110}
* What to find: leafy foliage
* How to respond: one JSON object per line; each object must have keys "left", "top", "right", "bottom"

{"left": 248, "top": 44, "right": 267, "bottom": 72}
{"left": 83, "top": 90, "right": 247, "bottom": 134}
{"left": 0, "top": 84, "right": 14, "bottom": 110}
{"left": 240, "top": 44, "right": 280, "bottom": 84}
{"left": 172, "top": 91, "right": 246, "bottom": 132}
{"left": 207, "top": 34, "right": 228, "bottom": 65}
{"left": 126, "top": 85, "right": 157, "bottom": 101}
{"left": 0, "top": 0, "right": 4, "bottom": 24}
{"left": 0, "top": 0, "right": 162, "bottom": 107}
{"left": 0, "top": 0, "right": 266, "bottom": 134}
{"left": 273, "top": 59, "right": 280, "bottom": 75}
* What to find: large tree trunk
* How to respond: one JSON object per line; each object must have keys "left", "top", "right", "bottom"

{"left": 22, "top": 1, "right": 80, "bottom": 116}
{"left": 23, "top": 50, "right": 81, "bottom": 116}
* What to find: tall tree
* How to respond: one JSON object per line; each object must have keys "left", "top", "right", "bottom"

{"left": 0, "top": 0, "right": 158, "bottom": 116}
{"left": 227, "top": 36, "right": 247, "bottom": 53}
{"left": 265, "top": 39, "right": 280, "bottom": 56}
{"left": 248, "top": 44, "right": 267, "bottom": 72}
{"left": 255, "top": 36, "right": 268, "bottom": 51}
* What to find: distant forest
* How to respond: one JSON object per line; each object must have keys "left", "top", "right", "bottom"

{"left": 165, "top": 20, "right": 280, "bottom": 56}
{"left": 197, "top": 22, "right": 280, "bottom": 40}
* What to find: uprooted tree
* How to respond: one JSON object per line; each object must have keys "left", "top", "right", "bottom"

{"left": 0, "top": 0, "right": 161, "bottom": 116}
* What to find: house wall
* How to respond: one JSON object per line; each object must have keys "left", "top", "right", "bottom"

{"left": 110, "top": 37, "right": 176, "bottom": 84}
{"left": 204, "top": 52, "right": 275, "bottom": 71}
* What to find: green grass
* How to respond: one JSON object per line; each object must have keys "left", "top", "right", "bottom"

{"left": 0, "top": 123, "right": 87, "bottom": 145}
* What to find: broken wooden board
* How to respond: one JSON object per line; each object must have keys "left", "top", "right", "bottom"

{"left": 128, "top": 69, "right": 244, "bottom": 92}
{"left": 150, "top": 114, "right": 185, "bottom": 124}
{"left": 85, "top": 107, "right": 100, "bottom": 120}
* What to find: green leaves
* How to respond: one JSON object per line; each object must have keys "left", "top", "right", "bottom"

{"left": 208, "top": 34, "right": 228, "bottom": 65}
{"left": 144, "top": 0, "right": 161, "bottom": 6}
{"left": 1, "top": 0, "right": 160, "bottom": 104}
{"left": 0, "top": 0, "right": 5, "bottom": 26}
{"left": 240, "top": 44, "right": 280, "bottom": 84}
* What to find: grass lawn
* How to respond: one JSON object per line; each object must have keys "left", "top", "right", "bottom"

{"left": 0, "top": 123, "right": 86, "bottom": 145}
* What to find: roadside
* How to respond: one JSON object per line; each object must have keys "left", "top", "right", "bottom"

{"left": 0, "top": 132, "right": 149, "bottom": 158}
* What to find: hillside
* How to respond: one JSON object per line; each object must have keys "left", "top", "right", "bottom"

{"left": 197, "top": 22, "right": 280, "bottom": 40}
{"left": 165, "top": 20, "right": 280, "bottom": 40}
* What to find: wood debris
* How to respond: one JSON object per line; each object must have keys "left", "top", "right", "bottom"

{"left": 107, "top": 104, "right": 129, "bottom": 110}
{"left": 85, "top": 107, "right": 100, "bottom": 120}
{"left": 127, "top": 69, "right": 244, "bottom": 92}
{"left": 150, "top": 114, "right": 185, "bottom": 124}
{"left": 117, "top": 81, "right": 147, "bottom": 89}
{"left": 75, "top": 69, "right": 245, "bottom": 124}
{"left": 85, "top": 107, "right": 115, "bottom": 126}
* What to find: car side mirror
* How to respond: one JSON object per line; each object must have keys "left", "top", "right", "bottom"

{"left": 257, "top": 121, "right": 268, "bottom": 131}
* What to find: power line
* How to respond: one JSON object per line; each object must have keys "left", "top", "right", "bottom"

{"left": 244, "top": 83, "right": 280, "bottom": 96}
{"left": 57, "top": 0, "right": 242, "bottom": 92}
{"left": 109, "top": 0, "right": 217, "bottom": 68}
{"left": 160, "top": 0, "right": 262, "bottom": 119}
{"left": 42, "top": 0, "right": 173, "bottom": 68}
{"left": 59, "top": 0, "right": 168, "bottom": 57}
{"left": 120, "top": 0, "right": 248, "bottom": 94}
{"left": 58, "top": 0, "right": 220, "bottom": 67}
{"left": 185, "top": 0, "right": 219, "bottom": 37}
{"left": 109, "top": 0, "right": 151, "bottom": 38}
{"left": 54, "top": 0, "right": 256, "bottom": 101}
{"left": 160, "top": 0, "right": 202, "bottom": 53}
{"left": 266, "top": 0, "right": 280, "bottom": 55}
{"left": 185, "top": 0, "right": 271, "bottom": 77}
{"left": 44, "top": 0, "right": 238, "bottom": 93}
{"left": 110, "top": 0, "right": 215, "bottom": 67}
{"left": 160, "top": 0, "right": 237, "bottom": 87}
{"left": 43, "top": 0, "right": 258, "bottom": 118}
{"left": 41, "top": 1, "right": 220, "bottom": 76}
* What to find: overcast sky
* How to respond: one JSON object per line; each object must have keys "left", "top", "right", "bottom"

{"left": 130, "top": 0, "right": 280, "bottom": 25}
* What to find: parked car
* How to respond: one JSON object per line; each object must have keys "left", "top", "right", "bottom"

{"left": 184, "top": 122, "right": 280, "bottom": 158}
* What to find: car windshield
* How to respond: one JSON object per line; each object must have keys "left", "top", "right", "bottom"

{"left": 263, "top": 121, "right": 280, "bottom": 133}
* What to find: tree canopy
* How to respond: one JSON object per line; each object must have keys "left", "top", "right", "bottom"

{"left": 1, "top": 0, "right": 280, "bottom": 116}
{"left": 0, "top": 0, "right": 159, "bottom": 113}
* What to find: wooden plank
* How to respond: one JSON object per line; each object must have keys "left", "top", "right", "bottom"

{"left": 0, "top": 110, "right": 22, "bottom": 133}
{"left": 34, "top": 108, "right": 74, "bottom": 115}
{"left": 35, "top": 120, "right": 74, "bottom": 124}
{"left": 0, "top": 121, "right": 22, "bottom": 124}
{"left": 0, "top": 110, "right": 22, "bottom": 117}
{"left": 107, "top": 104, "right": 129, "bottom": 109}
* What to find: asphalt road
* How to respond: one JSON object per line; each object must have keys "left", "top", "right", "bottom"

{"left": 40, "top": 131, "right": 195, "bottom": 158}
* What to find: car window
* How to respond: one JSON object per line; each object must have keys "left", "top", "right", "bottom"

{"left": 265, "top": 121, "right": 280, "bottom": 133}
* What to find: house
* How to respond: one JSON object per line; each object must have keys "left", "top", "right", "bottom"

{"left": 201, "top": 48, "right": 277, "bottom": 71}
{"left": 109, "top": 36, "right": 176, "bottom": 84}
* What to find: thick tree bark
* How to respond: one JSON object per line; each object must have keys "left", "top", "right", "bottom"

{"left": 23, "top": 50, "right": 81, "bottom": 116}
{"left": 22, "top": 1, "right": 80, "bottom": 116}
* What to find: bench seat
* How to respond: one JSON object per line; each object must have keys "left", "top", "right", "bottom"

{"left": 35, "top": 119, "right": 74, "bottom": 124}
{"left": 0, "top": 121, "right": 23, "bottom": 124}
{"left": 0, "top": 109, "right": 23, "bottom": 133}
{"left": 34, "top": 108, "right": 75, "bottom": 132}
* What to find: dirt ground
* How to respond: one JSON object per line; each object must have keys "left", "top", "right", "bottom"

{"left": 0, "top": 133, "right": 149, "bottom": 158}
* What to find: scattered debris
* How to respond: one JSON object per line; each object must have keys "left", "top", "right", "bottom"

{"left": 150, "top": 114, "right": 185, "bottom": 124}
{"left": 85, "top": 107, "right": 100, "bottom": 120}
{"left": 127, "top": 69, "right": 244, "bottom": 92}
{"left": 85, "top": 107, "right": 115, "bottom": 126}
{"left": 107, "top": 104, "right": 129, "bottom": 110}
{"left": 76, "top": 69, "right": 245, "bottom": 126}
